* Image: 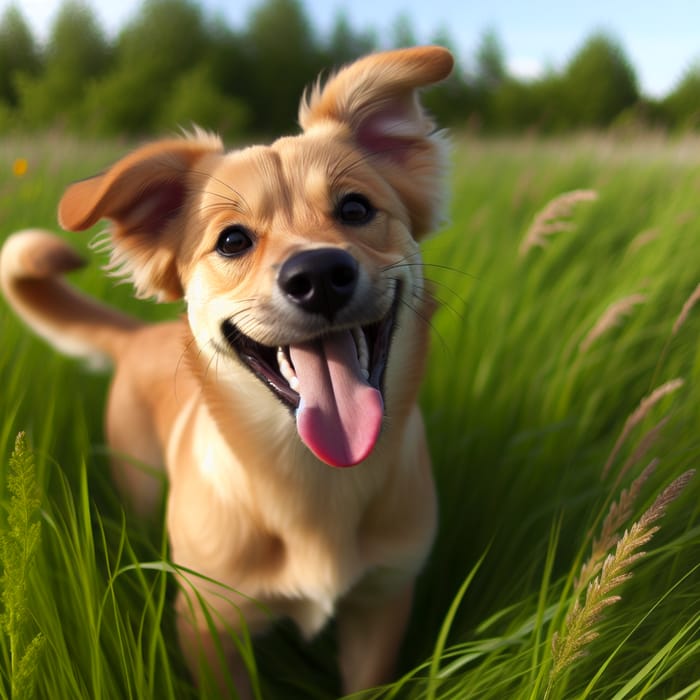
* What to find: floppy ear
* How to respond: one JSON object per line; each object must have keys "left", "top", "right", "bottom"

{"left": 58, "top": 131, "right": 224, "bottom": 300}
{"left": 299, "top": 46, "right": 453, "bottom": 238}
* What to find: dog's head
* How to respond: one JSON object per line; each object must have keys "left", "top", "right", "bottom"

{"left": 58, "top": 46, "right": 453, "bottom": 468}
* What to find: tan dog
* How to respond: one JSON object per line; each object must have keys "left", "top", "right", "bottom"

{"left": 0, "top": 46, "right": 453, "bottom": 695}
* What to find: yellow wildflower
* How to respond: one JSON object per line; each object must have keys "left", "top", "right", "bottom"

{"left": 12, "top": 158, "right": 28, "bottom": 177}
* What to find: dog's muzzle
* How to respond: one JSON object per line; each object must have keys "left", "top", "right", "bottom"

{"left": 278, "top": 247, "right": 359, "bottom": 321}
{"left": 221, "top": 264, "right": 401, "bottom": 468}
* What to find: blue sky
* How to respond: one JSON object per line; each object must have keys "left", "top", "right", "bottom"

{"left": 4, "top": 0, "right": 700, "bottom": 98}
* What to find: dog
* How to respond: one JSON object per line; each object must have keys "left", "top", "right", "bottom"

{"left": 0, "top": 46, "right": 453, "bottom": 695}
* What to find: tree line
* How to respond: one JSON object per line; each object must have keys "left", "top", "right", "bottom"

{"left": 1, "top": 0, "right": 699, "bottom": 140}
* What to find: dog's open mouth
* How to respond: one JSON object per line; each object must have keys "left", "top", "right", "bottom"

{"left": 221, "top": 287, "right": 400, "bottom": 468}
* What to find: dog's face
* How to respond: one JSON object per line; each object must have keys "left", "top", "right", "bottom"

{"left": 58, "top": 47, "right": 453, "bottom": 467}
{"left": 181, "top": 135, "right": 428, "bottom": 467}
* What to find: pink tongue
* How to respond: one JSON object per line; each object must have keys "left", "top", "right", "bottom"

{"left": 289, "top": 331, "right": 384, "bottom": 467}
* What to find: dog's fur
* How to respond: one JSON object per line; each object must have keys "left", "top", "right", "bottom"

{"left": 0, "top": 47, "right": 453, "bottom": 695}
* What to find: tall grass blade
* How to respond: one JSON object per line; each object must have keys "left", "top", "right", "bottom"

{"left": 426, "top": 547, "right": 489, "bottom": 700}
{"left": 528, "top": 518, "right": 560, "bottom": 698}
{"left": 0, "top": 433, "right": 45, "bottom": 700}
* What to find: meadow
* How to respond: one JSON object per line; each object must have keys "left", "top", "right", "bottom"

{"left": 0, "top": 132, "right": 699, "bottom": 699}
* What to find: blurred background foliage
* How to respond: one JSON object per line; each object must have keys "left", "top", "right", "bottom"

{"left": 1, "top": 0, "right": 700, "bottom": 141}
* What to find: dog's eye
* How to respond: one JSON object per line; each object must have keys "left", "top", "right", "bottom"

{"left": 336, "top": 193, "right": 375, "bottom": 226}
{"left": 216, "top": 225, "right": 253, "bottom": 257}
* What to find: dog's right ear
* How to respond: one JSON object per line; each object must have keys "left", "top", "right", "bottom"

{"left": 58, "top": 132, "right": 224, "bottom": 300}
{"left": 299, "top": 46, "right": 453, "bottom": 238}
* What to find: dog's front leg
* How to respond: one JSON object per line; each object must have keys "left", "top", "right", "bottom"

{"left": 175, "top": 590, "right": 261, "bottom": 700}
{"left": 336, "top": 581, "right": 414, "bottom": 693}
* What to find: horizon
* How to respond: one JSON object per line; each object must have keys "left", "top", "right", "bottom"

{"left": 2, "top": 0, "right": 700, "bottom": 99}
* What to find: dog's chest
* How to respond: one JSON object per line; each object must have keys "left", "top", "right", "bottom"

{"left": 167, "top": 400, "right": 391, "bottom": 613}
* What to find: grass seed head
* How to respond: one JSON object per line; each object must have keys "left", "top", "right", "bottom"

{"left": 627, "top": 228, "right": 660, "bottom": 254}
{"left": 603, "top": 379, "right": 684, "bottom": 478}
{"left": 577, "top": 459, "right": 659, "bottom": 591}
{"left": 672, "top": 281, "right": 700, "bottom": 336}
{"left": 519, "top": 189, "right": 598, "bottom": 256}
{"left": 579, "top": 294, "right": 647, "bottom": 353}
{"left": 549, "top": 469, "right": 695, "bottom": 686}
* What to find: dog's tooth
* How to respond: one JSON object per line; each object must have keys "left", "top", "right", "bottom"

{"left": 280, "top": 362, "right": 293, "bottom": 383}
{"left": 353, "top": 328, "right": 369, "bottom": 373}
{"left": 277, "top": 346, "right": 297, "bottom": 387}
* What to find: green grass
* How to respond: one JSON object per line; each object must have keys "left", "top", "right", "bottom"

{"left": 1, "top": 132, "right": 699, "bottom": 699}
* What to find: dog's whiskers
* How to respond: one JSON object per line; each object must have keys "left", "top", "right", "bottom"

{"left": 329, "top": 151, "right": 377, "bottom": 190}
{"left": 377, "top": 269, "right": 453, "bottom": 355}
{"left": 328, "top": 139, "right": 418, "bottom": 188}
{"left": 227, "top": 306, "right": 263, "bottom": 338}
{"left": 381, "top": 258, "right": 469, "bottom": 318}
{"left": 196, "top": 199, "right": 250, "bottom": 217}
{"left": 419, "top": 279, "right": 467, "bottom": 320}
{"left": 174, "top": 335, "right": 219, "bottom": 401}
{"left": 188, "top": 165, "right": 252, "bottom": 213}
{"left": 152, "top": 158, "right": 253, "bottom": 217}
{"left": 419, "top": 288, "right": 464, "bottom": 324}
{"left": 201, "top": 343, "right": 221, "bottom": 386}
{"left": 213, "top": 345, "right": 222, "bottom": 383}
{"left": 383, "top": 256, "right": 475, "bottom": 280}
{"left": 393, "top": 283, "right": 451, "bottom": 358}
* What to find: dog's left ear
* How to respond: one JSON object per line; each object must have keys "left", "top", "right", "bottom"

{"left": 58, "top": 132, "right": 224, "bottom": 300}
{"left": 299, "top": 46, "right": 453, "bottom": 238}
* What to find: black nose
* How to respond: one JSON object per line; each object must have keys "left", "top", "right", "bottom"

{"left": 278, "top": 248, "right": 359, "bottom": 320}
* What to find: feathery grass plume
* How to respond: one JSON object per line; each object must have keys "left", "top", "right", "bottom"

{"left": 576, "top": 460, "right": 658, "bottom": 592}
{"left": 579, "top": 293, "right": 647, "bottom": 353}
{"left": 519, "top": 189, "right": 598, "bottom": 257}
{"left": 613, "top": 417, "right": 669, "bottom": 489}
{"left": 627, "top": 228, "right": 659, "bottom": 254}
{"left": 602, "top": 379, "right": 684, "bottom": 478}
{"left": 0, "top": 433, "right": 45, "bottom": 700}
{"left": 672, "top": 281, "right": 700, "bottom": 336}
{"left": 549, "top": 469, "right": 695, "bottom": 686}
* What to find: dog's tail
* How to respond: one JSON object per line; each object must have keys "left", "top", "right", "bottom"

{"left": 1, "top": 229, "right": 143, "bottom": 365}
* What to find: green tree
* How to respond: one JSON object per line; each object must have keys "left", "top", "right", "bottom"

{"left": 45, "top": 0, "right": 110, "bottom": 75}
{"left": 662, "top": 63, "right": 700, "bottom": 130}
{"left": 84, "top": 0, "right": 209, "bottom": 134}
{"left": 470, "top": 28, "right": 509, "bottom": 128}
{"left": 241, "top": 0, "right": 323, "bottom": 134}
{"left": 16, "top": 0, "right": 111, "bottom": 128}
{"left": 391, "top": 12, "right": 418, "bottom": 48}
{"left": 421, "top": 30, "right": 477, "bottom": 129}
{"left": 157, "top": 63, "right": 250, "bottom": 139}
{"left": 117, "top": 0, "right": 206, "bottom": 80}
{"left": 324, "top": 12, "right": 376, "bottom": 68}
{"left": 204, "top": 21, "right": 251, "bottom": 105}
{"left": 561, "top": 32, "right": 639, "bottom": 127}
{"left": 476, "top": 28, "right": 507, "bottom": 90}
{"left": 0, "top": 6, "right": 39, "bottom": 106}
